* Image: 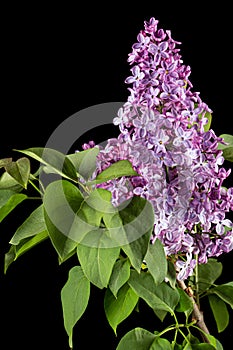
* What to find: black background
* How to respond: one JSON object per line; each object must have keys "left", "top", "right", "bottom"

{"left": 1, "top": 3, "right": 233, "bottom": 349}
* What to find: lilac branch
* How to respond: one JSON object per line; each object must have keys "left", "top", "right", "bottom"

{"left": 177, "top": 279, "right": 210, "bottom": 343}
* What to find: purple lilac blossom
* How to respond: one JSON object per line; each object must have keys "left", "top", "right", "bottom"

{"left": 90, "top": 18, "right": 233, "bottom": 280}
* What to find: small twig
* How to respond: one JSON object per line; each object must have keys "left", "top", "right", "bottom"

{"left": 177, "top": 279, "right": 210, "bottom": 343}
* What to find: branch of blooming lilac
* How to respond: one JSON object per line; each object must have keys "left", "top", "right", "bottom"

{"left": 177, "top": 278, "right": 210, "bottom": 343}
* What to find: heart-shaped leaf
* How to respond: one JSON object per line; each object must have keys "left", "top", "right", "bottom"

{"left": 5, "top": 157, "right": 30, "bottom": 188}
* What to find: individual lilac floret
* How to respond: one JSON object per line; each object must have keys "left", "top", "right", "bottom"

{"left": 82, "top": 140, "right": 96, "bottom": 150}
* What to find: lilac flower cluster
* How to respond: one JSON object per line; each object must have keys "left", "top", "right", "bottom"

{"left": 94, "top": 18, "right": 233, "bottom": 280}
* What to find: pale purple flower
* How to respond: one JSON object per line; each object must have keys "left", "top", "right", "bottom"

{"left": 151, "top": 129, "right": 170, "bottom": 152}
{"left": 82, "top": 140, "right": 95, "bottom": 149}
{"left": 160, "top": 82, "right": 180, "bottom": 101}
{"left": 143, "top": 87, "right": 160, "bottom": 107}
{"left": 172, "top": 126, "right": 193, "bottom": 147}
{"left": 153, "top": 28, "right": 167, "bottom": 42}
{"left": 212, "top": 212, "right": 233, "bottom": 235}
{"left": 176, "top": 253, "right": 196, "bottom": 281}
{"left": 144, "top": 17, "right": 159, "bottom": 34}
{"left": 157, "top": 60, "right": 179, "bottom": 82}
{"left": 148, "top": 42, "right": 169, "bottom": 64}
{"left": 132, "top": 32, "right": 150, "bottom": 50}
{"left": 125, "top": 66, "right": 145, "bottom": 86}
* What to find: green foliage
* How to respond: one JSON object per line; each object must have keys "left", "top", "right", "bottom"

{"left": 0, "top": 158, "right": 12, "bottom": 168}
{"left": 208, "top": 283, "right": 233, "bottom": 309}
{"left": 208, "top": 294, "right": 229, "bottom": 333}
{"left": 175, "top": 288, "right": 193, "bottom": 314}
{"left": 109, "top": 258, "right": 131, "bottom": 298}
{"left": 61, "top": 266, "right": 90, "bottom": 348}
{"left": 144, "top": 239, "right": 167, "bottom": 285}
{"left": 77, "top": 240, "right": 120, "bottom": 289}
{"left": 68, "top": 147, "right": 99, "bottom": 180}
{"left": 218, "top": 134, "right": 233, "bottom": 162}
{"left": 4, "top": 231, "right": 48, "bottom": 273}
{"left": 0, "top": 171, "right": 23, "bottom": 191}
{"left": 151, "top": 337, "right": 173, "bottom": 349}
{"left": 188, "top": 345, "right": 215, "bottom": 349}
{"left": 128, "top": 271, "right": 180, "bottom": 317}
{"left": 202, "top": 334, "right": 223, "bottom": 350}
{"left": 43, "top": 180, "right": 84, "bottom": 260}
{"left": 122, "top": 231, "right": 151, "bottom": 272}
{"left": 10, "top": 204, "right": 46, "bottom": 244}
{"left": 0, "top": 190, "right": 27, "bottom": 222}
{"left": 203, "top": 112, "right": 212, "bottom": 132}
{"left": 4, "top": 204, "right": 49, "bottom": 272}
{"left": 197, "top": 259, "right": 222, "bottom": 294}
{"left": 116, "top": 328, "right": 157, "bottom": 350}
{"left": 116, "top": 328, "right": 173, "bottom": 350}
{"left": 166, "top": 260, "right": 177, "bottom": 289}
{"left": 104, "top": 284, "right": 139, "bottom": 334}
{"left": 218, "top": 134, "right": 233, "bottom": 150}
{"left": 72, "top": 188, "right": 113, "bottom": 245}
{"left": 91, "top": 159, "right": 139, "bottom": 184}
{"left": 4, "top": 157, "right": 30, "bottom": 189}
{"left": 16, "top": 147, "right": 78, "bottom": 181}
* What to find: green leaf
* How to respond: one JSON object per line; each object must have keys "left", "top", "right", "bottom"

{"left": 222, "top": 147, "right": 233, "bottom": 162}
{"left": 218, "top": 134, "right": 233, "bottom": 150}
{"left": 5, "top": 157, "right": 30, "bottom": 188}
{"left": 72, "top": 188, "right": 113, "bottom": 243}
{"left": 14, "top": 231, "right": 48, "bottom": 258}
{"left": 153, "top": 309, "right": 168, "bottom": 322}
{"left": 218, "top": 134, "right": 233, "bottom": 162}
{"left": 43, "top": 180, "right": 84, "bottom": 260}
{"left": 202, "top": 334, "right": 223, "bottom": 350}
{"left": 0, "top": 171, "right": 22, "bottom": 191}
{"left": 198, "top": 110, "right": 212, "bottom": 132}
{"left": 5, "top": 204, "right": 48, "bottom": 272}
{"left": 209, "top": 284, "right": 233, "bottom": 308}
{"left": 172, "top": 343, "right": 183, "bottom": 350}
{"left": 4, "top": 245, "right": 15, "bottom": 273}
{"left": 198, "top": 259, "right": 222, "bottom": 294}
{"left": 10, "top": 205, "right": 46, "bottom": 245}
{"left": 191, "top": 345, "right": 215, "bottom": 349}
{"left": 175, "top": 288, "right": 193, "bottom": 313}
{"left": 16, "top": 147, "right": 78, "bottom": 181}
{"left": 109, "top": 258, "right": 131, "bottom": 298}
{"left": 67, "top": 188, "right": 118, "bottom": 248}
{"left": 122, "top": 231, "right": 151, "bottom": 273}
{"left": 187, "top": 333, "right": 200, "bottom": 345}
{"left": 77, "top": 234, "right": 120, "bottom": 289}
{"left": 192, "top": 332, "right": 223, "bottom": 350}
{"left": 0, "top": 190, "right": 27, "bottom": 222}
{"left": 4, "top": 231, "right": 48, "bottom": 273}
{"left": 128, "top": 271, "right": 180, "bottom": 316}
{"left": 67, "top": 147, "right": 99, "bottom": 180}
{"left": 166, "top": 260, "right": 177, "bottom": 289}
{"left": 224, "top": 281, "right": 233, "bottom": 288}
{"left": 90, "top": 159, "right": 138, "bottom": 184}
{"left": 116, "top": 328, "right": 156, "bottom": 350}
{"left": 104, "top": 196, "right": 154, "bottom": 272}
{"left": 0, "top": 158, "right": 12, "bottom": 168}
{"left": 61, "top": 266, "right": 90, "bottom": 349}
{"left": 208, "top": 294, "right": 229, "bottom": 333}
{"left": 151, "top": 337, "right": 172, "bottom": 349}
{"left": 145, "top": 239, "right": 167, "bottom": 285}
{"left": 203, "top": 112, "right": 212, "bottom": 132}
{"left": 104, "top": 284, "right": 139, "bottom": 334}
